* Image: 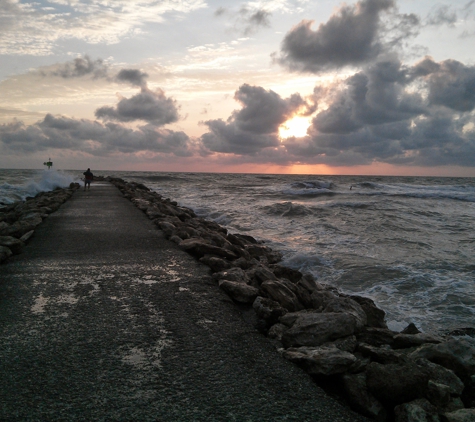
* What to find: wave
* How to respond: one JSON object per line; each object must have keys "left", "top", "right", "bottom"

{"left": 0, "top": 170, "right": 77, "bottom": 205}
{"left": 262, "top": 201, "right": 314, "bottom": 217}
{"left": 282, "top": 180, "right": 334, "bottom": 197}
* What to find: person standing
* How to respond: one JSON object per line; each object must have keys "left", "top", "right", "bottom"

{"left": 83, "top": 168, "right": 93, "bottom": 190}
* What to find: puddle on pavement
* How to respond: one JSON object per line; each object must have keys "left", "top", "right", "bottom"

{"left": 31, "top": 294, "right": 48, "bottom": 314}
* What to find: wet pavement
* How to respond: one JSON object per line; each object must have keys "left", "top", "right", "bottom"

{"left": 0, "top": 183, "right": 368, "bottom": 421}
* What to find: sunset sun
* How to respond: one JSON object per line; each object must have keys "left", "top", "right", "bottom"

{"left": 279, "top": 116, "right": 311, "bottom": 139}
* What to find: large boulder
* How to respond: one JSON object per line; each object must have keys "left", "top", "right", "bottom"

{"left": 441, "top": 409, "right": 475, "bottom": 422}
{"left": 179, "top": 238, "right": 238, "bottom": 260}
{"left": 213, "top": 267, "right": 250, "bottom": 284}
{"left": 393, "top": 333, "right": 443, "bottom": 349}
{"left": 252, "top": 296, "right": 288, "bottom": 325}
{"left": 356, "top": 327, "right": 396, "bottom": 347}
{"left": 410, "top": 338, "right": 475, "bottom": 383}
{"left": 310, "top": 289, "right": 338, "bottom": 310}
{"left": 260, "top": 280, "right": 304, "bottom": 312}
{"left": 0, "top": 236, "right": 24, "bottom": 255}
{"left": 323, "top": 297, "right": 367, "bottom": 331}
{"left": 282, "top": 312, "right": 357, "bottom": 348}
{"left": 393, "top": 398, "right": 440, "bottom": 422}
{"left": 366, "top": 362, "right": 430, "bottom": 407}
{"left": 218, "top": 280, "right": 259, "bottom": 304}
{"left": 415, "top": 358, "right": 465, "bottom": 396}
{"left": 342, "top": 372, "right": 387, "bottom": 420}
{"left": 345, "top": 295, "right": 387, "bottom": 329}
{"left": 282, "top": 345, "right": 360, "bottom": 376}
{"left": 357, "top": 343, "right": 407, "bottom": 364}
{"left": 0, "top": 245, "right": 13, "bottom": 263}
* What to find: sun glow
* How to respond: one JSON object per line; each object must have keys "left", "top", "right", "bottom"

{"left": 279, "top": 116, "right": 311, "bottom": 139}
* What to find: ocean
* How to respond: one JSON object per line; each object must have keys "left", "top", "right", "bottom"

{"left": 1, "top": 168, "right": 474, "bottom": 335}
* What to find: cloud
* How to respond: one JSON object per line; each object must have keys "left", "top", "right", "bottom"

{"left": 422, "top": 58, "right": 475, "bottom": 112}
{"left": 42, "top": 56, "right": 108, "bottom": 79}
{"left": 0, "top": 114, "right": 193, "bottom": 156}
{"left": 313, "top": 57, "right": 426, "bottom": 134}
{"left": 95, "top": 87, "right": 180, "bottom": 125}
{"left": 275, "top": 0, "right": 396, "bottom": 72}
{"left": 426, "top": 5, "right": 457, "bottom": 27}
{"left": 282, "top": 56, "right": 475, "bottom": 167}
{"left": 0, "top": 0, "right": 207, "bottom": 56}
{"left": 115, "top": 68, "right": 149, "bottom": 87}
{"left": 215, "top": 4, "right": 271, "bottom": 35}
{"left": 200, "top": 84, "right": 307, "bottom": 155}
{"left": 196, "top": 54, "right": 475, "bottom": 168}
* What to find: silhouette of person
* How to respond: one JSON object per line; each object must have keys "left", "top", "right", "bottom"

{"left": 83, "top": 168, "right": 93, "bottom": 190}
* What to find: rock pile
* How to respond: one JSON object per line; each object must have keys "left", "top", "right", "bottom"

{"left": 109, "top": 177, "right": 475, "bottom": 422}
{"left": 0, "top": 183, "right": 80, "bottom": 263}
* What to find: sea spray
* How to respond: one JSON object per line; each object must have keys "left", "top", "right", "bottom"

{"left": 0, "top": 169, "right": 79, "bottom": 205}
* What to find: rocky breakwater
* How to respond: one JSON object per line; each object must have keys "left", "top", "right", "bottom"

{"left": 108, "top": 177, "right": 475, "bottom": 422}
{"left": 0, "top": 183, "right": 81, "bottom": 263}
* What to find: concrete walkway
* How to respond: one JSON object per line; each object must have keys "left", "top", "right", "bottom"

{"left": 0, "top": 182, "right": 367, "bottom": 421}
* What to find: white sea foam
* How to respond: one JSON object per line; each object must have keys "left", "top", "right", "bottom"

{"left": 0, "top": 170, "right": 78, "bottom": 204}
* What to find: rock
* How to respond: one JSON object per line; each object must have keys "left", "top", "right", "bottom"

{"left": 252, "top": 296, "right": 288, "bottom": 325}
{"left": 249, "top": 266, "right": 277, "bottom": 285}
{"left": 358, "top": 343, "right": 407, "bottom": 364}
{"left": 20, "top": 212, "right": 43, "bottom": 226}
{"left": 260, "top": 280, "right": 304, "bottom": 312}
{"left": 356, "top": 327, "right": 396, "bottom": 347}
{"left": 200, "top": 255, "right": 231, "bottom": 272}
{"left": 441, "top": 409, "right": 475, "bottom": 422}
{"left": 410, "top": 338, "right": 475, "bottom": 383}
{"left": 282, "top": 345, "right": 360, "bottom": 376}
{"left": 271, "top": 265, "right": 303, "bottom": 283}
{"left": 267, "top": 323, "right": 288, "bottom": 341}
{"left": 19, "top": 230, "right": 34, "bottom": 243}
{"left": 213, "top": 267, "right": 250, "bottom": 284}
{"left": 158, "top": 221, "right": 176, "bottom": 236}
{"left": 218, "top": 280, "right": 259, "bottom": 304}
{"left": 0, "top": 236, "right": 24, "bottom": 255}
{"left": 245, "top": 244, "right": 272, "bottom": 258}
{"left": 402, "top": 323, "right": 422, "bottom": 334}
{"left": 393, "top": 333, "right": 443, "bottom": 349}
{"left": 0, "top": 221, "right": 10, "bottom": 235}
{"left": 323, "top": 297, "right": 367, "bottom": 331}
{"left": 298, "top": 273, "right": 320, "bottom": 293}
{"left": 0, "top": 245, "right": 13, "bottom": 263}
{"left": 282, "top": 312, "right": 357, "bottom": 348}
{"left": 179, "top": 238, "right": 238, "bottom": 260}
{"left": 310, "top": 289, "right": 338, "bottom": 310}
{"left": 415, "top": 358, "right": 465, "bottom": 396}
{"left": 342, "top": 372, "right": 387, "bottom": 420}
{"left": 366, "top": 362, "right": 430, "bottom": 407}
{"left": 444, "top": 398, "right": 465, "bottom": 413}
{"left": 394, "top": 398, "right": 440, "bottom": 422}
{"left": 346, "top": 295, "right": 387, "bottom": 329}
{"left": 324, "top": 335, "right": 358, "bottom": 353}
{"left": 426, "top": 380, "right": 452, "bottom": 408}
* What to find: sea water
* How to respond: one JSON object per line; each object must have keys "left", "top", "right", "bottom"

{"left": 1, "top": 169, "right": 474, "bottom": 335}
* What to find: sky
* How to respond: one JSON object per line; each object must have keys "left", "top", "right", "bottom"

{"left": 0, "top": 0, "right": 474, "bottom": 175}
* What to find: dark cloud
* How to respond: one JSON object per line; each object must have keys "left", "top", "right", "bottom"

{"left": 313, "top": 57, "right": 426, "bottom": 134}
{"left": 115, "top": 69, "right": 148, "bottom": 87}
{"left": 283, "top": 56, "right": 475, "bottom": 167}
{"left": 95, "top": 87, "right": 180, "bottom": 126}
{"left": 44, "top": 55, "right": 108, "bottom": 79}
{"left": 0, "top": 114, "right": 192, "bottom": 156}
{"left": 275, "top": 0, "right": 396, "bottom": 72}
{"left": 423, "top": 59, "right": 475, "bottom": 112}
{"left": 239, "top": 7, "right": 271, "bottom": 35}
{"left": 215, "top": 5, "right": 271, "bottom": 35}
{"left": 197, "top": 54, "right": 475, "bottom": 168}
{"left": 200, "top": 84, "right": 307, "bottom": 155}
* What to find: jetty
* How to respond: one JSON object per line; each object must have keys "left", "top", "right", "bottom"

{"left": 0, "top": 181, "right": 367, "bottom": 421}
